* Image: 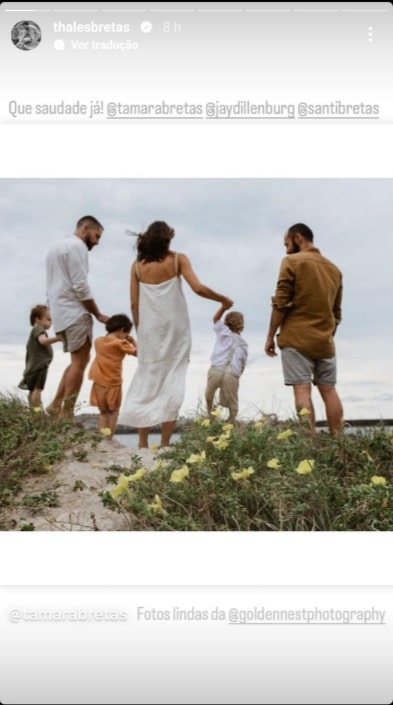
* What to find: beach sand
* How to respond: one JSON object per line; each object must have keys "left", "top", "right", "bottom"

{"left": 1, "top": 438, "right": 157, "bottom": 531}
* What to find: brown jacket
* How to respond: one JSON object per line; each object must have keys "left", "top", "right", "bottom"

{"left": 271, "top": 247, "right": 342, "bottom": 359}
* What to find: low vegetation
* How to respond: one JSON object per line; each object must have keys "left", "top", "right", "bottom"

{"left": 0, "top": 394, "right": 99, "bottom": 528}
{"left": 1, "top": 395, "right": 392, "bottom": 531}
{"left": 103, "top": 411, "right": 393, "bottom": 531}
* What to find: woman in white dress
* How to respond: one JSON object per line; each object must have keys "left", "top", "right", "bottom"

{"left": 121, "top": 221, "right": 233, "bottom": 449}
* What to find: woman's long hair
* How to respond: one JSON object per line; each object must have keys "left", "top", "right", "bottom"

{"left": 132, "top": 221, "right": 175, "bottom": 262}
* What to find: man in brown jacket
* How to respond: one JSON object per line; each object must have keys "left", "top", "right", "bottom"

{"left": 265, "top": 223, "right": 343, "bottom": 434}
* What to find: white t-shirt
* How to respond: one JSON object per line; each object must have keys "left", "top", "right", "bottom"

{"left": 210, "top": 320, "right": 248, "bottom": 377}
{"left": 46, "top": 235, "right": 93, "bottom": 332}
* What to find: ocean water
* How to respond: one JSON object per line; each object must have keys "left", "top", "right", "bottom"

{"left": 114, "top": 424, "right": 390, "bottom": 449}
{"left": 114, "top": 433, "right": 180, "bottom": 450}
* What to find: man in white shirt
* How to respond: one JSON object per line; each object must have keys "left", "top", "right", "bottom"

{"left": 46, "top": 215, "right": 109, "bottom": 419}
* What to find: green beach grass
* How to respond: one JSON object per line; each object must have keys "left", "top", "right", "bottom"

{"left": 1, "top": 394, "right": 392, "bottom": 531}
{"left": 102, "top": 409, "right": 393, "bottom": 531}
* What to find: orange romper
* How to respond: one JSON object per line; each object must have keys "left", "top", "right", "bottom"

{"left": 88, "top": 336, "right": 136, "bottom": 412}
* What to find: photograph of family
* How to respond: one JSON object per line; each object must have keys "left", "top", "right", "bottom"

{"left": 0, "top": 178, "right": 392, "bottom": 531}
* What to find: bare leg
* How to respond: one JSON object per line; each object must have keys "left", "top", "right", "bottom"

{"left": 62, "top": 341, "right": 91, "bottom": 418}
{"left": 317, "top": 384, "right": 343, "bottom": 435}
{"left": 29, "top": 388, "right": 42, "bottom": 408}
{"left": 228, "top": 403, "right": 238, "bottom": 424}
{"left": 98, "top": 413, "right": 110, "bottom": 433}
{"left": 293, "top": 383, "right": 315, "bottom": 433}
{"left": 205, "top": 369, "right": 219, "bottom": 418}
{"left": 206, "top": 395, "right": 214, "bottom": 417}
{"left": 138, "top": 427, "right": 150, "bottom": 449}
{"left": 46, "top": 375, "right": 66, "bottom": 415}
{"left": 161, "top": 420, "right": 176, "bottom": 447}
{"left": 48, "top": 340, "right": 91, "bottom": 418}
{"left": 107, "top": 411, "right": 119, "bottom": 438}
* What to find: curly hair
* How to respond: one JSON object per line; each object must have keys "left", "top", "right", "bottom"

{"left": 224, "top": 311, "right": 244, "bottom": 333}
{"left": 134, "top": 221, "right": 175, "bottom": 262}
{"left": 30, "top": 305, "right": 49, "bottom": 326}
{"left": 105, "top": 314, "right": 133, "bottom": 334}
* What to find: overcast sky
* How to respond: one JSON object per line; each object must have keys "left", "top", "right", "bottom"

{"left": 0, "top": 178, "right": 392, "bottom": 423}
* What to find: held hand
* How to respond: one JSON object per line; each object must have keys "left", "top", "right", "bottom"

{"left": 222, "top": 297, "right": 234, "bottom": 309}
{"left": 97, "top": 313, "right": 110, "bottom": 324}
{"left": 264, "top": 336, "right": 277, "bottom": 357}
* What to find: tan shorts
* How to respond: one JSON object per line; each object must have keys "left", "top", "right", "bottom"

{"left": 205, "top": 364, "right": 240, "bottom": 410}
{"left": 58, "top": 314, "right": 93, "bottom": 353}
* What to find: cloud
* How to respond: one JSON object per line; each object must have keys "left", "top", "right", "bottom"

{"left": 1, "top": 178, "right": 392, "bottom": 420}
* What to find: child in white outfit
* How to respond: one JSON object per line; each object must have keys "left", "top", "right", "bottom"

{"left": 205, "top": 306, "right": 248, "bottom": 422}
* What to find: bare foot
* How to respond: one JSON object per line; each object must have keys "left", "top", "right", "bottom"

{"left": 46, "top": 404, "right": 61, "bottom": 416}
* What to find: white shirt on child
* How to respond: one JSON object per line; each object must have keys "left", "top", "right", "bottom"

{"left": 210, "top": 321, "right": 248, "bottom": 377}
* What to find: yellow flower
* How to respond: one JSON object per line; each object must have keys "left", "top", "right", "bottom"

{"left": 100, "top": 427, "right": 112, "bottom": 436}
{"left": 33, "top": 406, "right": 42, "bottom": 413}
{"left": 212, "top": 437, "right": 229, "bottom": 450}
{"left": 267, "top": 458, "right": 281, "bottom": 470}
{"left": 152, "top": 459, "right": 165, "bottom": 471}
{"left": 210, "top": 409, "right": 222, "bottom": 417}
{"left": 370, "top": 475, "right": 387, "bottom": 486}
{"left": 362, "top": 450, "right": 373, "bottom": 463}
{"left": 223, "top": 423, "right": 234, "bottom": 432}
{"left": 231, "top": 467, "right": 254, "bottom": 481}
{"left": 150, "top": 443, "right": 159, "bottom": 452}
{"left": 110, "top": 474, "right": 131, "bottom": 499}
{"left": 170, "top": 465, "right": 190, "bottom": 483}
{"left": 207, "top": 436, "right": 218, "bottom": 443}
{"left": 186, "top": 450, "right": 206, "bottom": 464}
{"left": 193, "top": 416, "right": 202, "bottom": 424}
{"left": 295, "top": 459, "right": 315, "bottom": 475}
{"left": 298, "top": 408, "right": 311, "bottom": 416}
{"left": 254, "top": 421, "right": 265, "bottom": 429}
{"left": 42, "top": 463, "right": 53, "bottom": 472}
{"left": 277, "top": 429, "right": 295, "bottom": 440}
{"left": 127, "top": 469, "right": 146, "bottom": 482}
{"left": 148, "top": 494, "right": 166, "bottom": 514}
{"left": 201, "top": 419, "right": 211, "bottom": 427}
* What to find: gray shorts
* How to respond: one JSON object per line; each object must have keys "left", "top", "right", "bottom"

{"left": 58, "top": 313, "right": 93, "bottom": 353}
{"left": 281, "top": 347, "right": 337, "bottom": 386}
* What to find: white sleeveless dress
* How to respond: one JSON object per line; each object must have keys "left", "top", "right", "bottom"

{"left": 120, "top": 254, "right": 191, "bottom": 427}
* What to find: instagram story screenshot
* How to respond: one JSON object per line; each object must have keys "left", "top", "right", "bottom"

{"left": 0, "top": 2, "right": 393, "bottom": 703}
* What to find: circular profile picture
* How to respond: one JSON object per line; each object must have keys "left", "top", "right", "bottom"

{"left": 11, "top": 20, "right": 42, "bottom": 51}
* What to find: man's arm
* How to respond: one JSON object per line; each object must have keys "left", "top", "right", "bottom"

{"left": 81, "top": 299, "right": 108, "bottom": 323}
{"left": 333, "top": 279, "right": 343, "bottom": 334}
{"left": 264, "top": 258, "right": 294, "bottom": 357}
{"left": 264, "top": 308, "right": 286, "bottom": 357}
{"left": 68, "top": 245, "right": 108, "bottom": 323}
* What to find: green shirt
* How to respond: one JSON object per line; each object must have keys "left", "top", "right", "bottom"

{"left": 271, "top": 247, "right": 342, "bottom": 359}
{"left": 22, "top": 324, "right": 53, "bottom": 375}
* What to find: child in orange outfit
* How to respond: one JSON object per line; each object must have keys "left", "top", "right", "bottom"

{"left": 88, "top": 314, "right": 137, "bottom": 438}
